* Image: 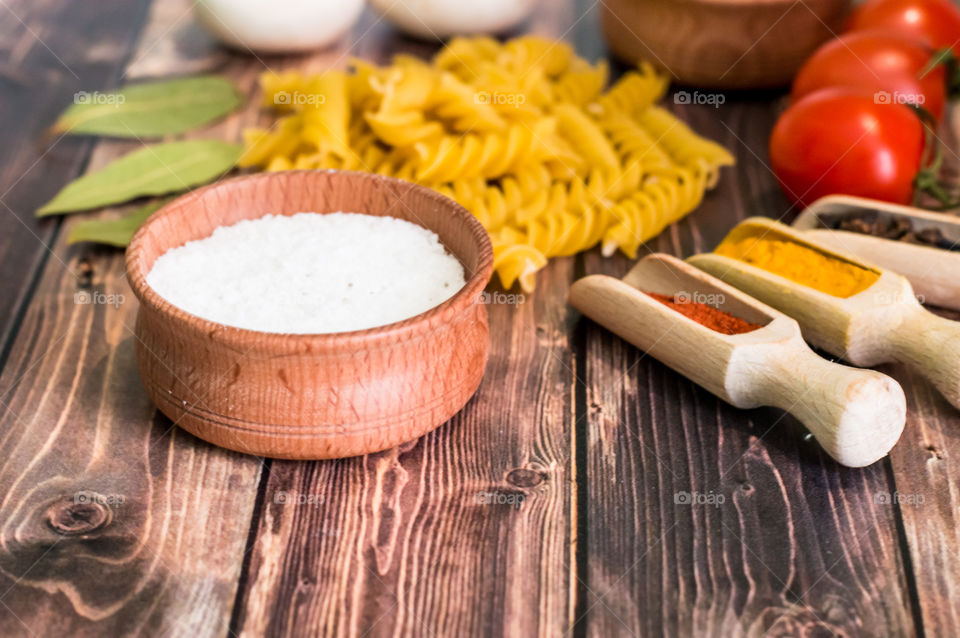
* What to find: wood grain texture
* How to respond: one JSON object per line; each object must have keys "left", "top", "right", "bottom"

{"left": 886, "top": 329, "right": 960, "bottom": 638}
{"left": 889, "top": 106, "right": 960, "bottom": 638}
{"left": 0, "top": 0, "right": 151, "bottom": 357}
{"left": 3, "top": 0, "right": 960, "bottom": 636}
{"left": 0, "top": 1, "right": 264, "bottom": 635}
{"left": 579, "top": 271, "right": 916, "bottom": 637}
{"left": 0, "top": 225, "right": 263, "bottom": 636}
{"left": 577, "top": 96, "right": 918, "bottom": 637}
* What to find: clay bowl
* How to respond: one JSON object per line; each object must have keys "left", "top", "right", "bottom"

{"left": 126, "top": 170, "right": 494, "bottom": 460}
{"left": 601, "top": 0, "right": 852, "bottom": 89}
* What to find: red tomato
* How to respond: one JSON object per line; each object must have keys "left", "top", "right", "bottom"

{"left": 791, "top": 31, "right": 946, "bottom": 120}
{"left": 845, "top": 0, "right": 960, "bottom": 54}
{"left": 770, "top": 88, "right": 925, "bottom": 207}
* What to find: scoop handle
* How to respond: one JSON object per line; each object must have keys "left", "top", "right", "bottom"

{"left": 738, "top": 340, "right": 906, "bottom": 467}
{"left": 890, "top": 306, "right": 960, "bottom": 410}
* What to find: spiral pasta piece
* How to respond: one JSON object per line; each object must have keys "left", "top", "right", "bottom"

{"left": 553, "top": 61, "right": 609, "bottom": 106}
{"left": 492, "top": 242, "right": 549, "bottom": 291}
{"left": 634, "top": 106, "right": 735, "bottom": 185}
{"left": 588, "top": 62, "right": 669, "bottom": 117}
{"left": 429, "top": 73, "right": 507, "bottom": 132}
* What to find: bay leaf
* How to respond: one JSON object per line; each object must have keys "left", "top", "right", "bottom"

{"left": 66, "top": 199, "right": 168, "bottom": 247}
{"left": 38, "top": 140, "right": 241, "bottom": 216}
{"left": 53, "top": 76, "right": 243, "bottom": 138}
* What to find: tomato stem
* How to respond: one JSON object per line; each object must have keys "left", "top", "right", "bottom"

{"left": 921, "top": 47, "right": 960, "bottom": 98}
{"left": 911, "top": 105, "right": 960, "bottom": 209}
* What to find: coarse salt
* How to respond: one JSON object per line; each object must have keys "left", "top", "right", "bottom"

{"left": 146, "top": 212, "right": 467, "bottom": 334}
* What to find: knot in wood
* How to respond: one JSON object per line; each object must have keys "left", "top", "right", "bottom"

{"left": 77, "top": 258, "right": 95, "bottom": 287}
{"left": 506, "top": 468, "right": 544, "bottom": 488}
{"left": 45, "top": 496, "right": 111, "bottom": 535}
{"left": 925, "top": 444, "right": 943, "bottom": 460}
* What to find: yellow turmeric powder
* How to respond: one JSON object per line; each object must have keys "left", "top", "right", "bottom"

{"left": 715, "top": 233, "right": 878, "bottom": 298}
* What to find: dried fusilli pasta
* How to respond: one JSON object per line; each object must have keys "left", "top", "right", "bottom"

{"left": 240, "top": 36, "right": 734, "bottom": 292}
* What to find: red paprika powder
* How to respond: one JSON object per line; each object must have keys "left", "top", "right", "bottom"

{"left": 645, "top": 292, "right": 762, "bottom": 336}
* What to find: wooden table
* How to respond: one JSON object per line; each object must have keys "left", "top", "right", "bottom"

{"left": 0, "top": 1, "right": 957, "bottom": 636}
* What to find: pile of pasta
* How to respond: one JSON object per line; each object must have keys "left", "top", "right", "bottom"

{"left": 240, "top": 36, "right": 734, "bottom": 291}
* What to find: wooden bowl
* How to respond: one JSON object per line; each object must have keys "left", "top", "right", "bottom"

{"left": 126, "top": 170, "right": 494, "bottom": 460}
{"left": 601, "top": 0, "right": 853, "bottom": 89}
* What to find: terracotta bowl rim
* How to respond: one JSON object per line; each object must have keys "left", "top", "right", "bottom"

{"left": 125, "top": 169, "right": 494, "bottom": 353}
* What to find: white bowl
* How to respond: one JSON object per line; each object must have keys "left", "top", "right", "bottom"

{"left": 369, "top": 0, "right": 536, "bottom": 39}
{"left": 194, "top": 0, "right": 365, "bottom": 54}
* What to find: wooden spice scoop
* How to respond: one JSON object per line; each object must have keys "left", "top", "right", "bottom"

{"left": 568, "top": 254, "right": 906, "bottom": 467}
{"left": 791, "top": 194, "right": 960, "bottom": 311}
{"left": 688, "top": 217, "right": 960, "bottom": 411}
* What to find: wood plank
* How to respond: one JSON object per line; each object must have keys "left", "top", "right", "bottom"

{"left": 0, "top": 1, "right": 266, "bottom": 635}
{"left": 0, "top": 0, "right": 152, "bottom": 362}
{"left": 886, "top": 110, "right": 960, "bottom": 638}
{"left": 230, "top": 5, "right": 579, "bottom": 637}
{"left": 579, "top": 96, "right": 919, "bottom": 636}
{"left": 232, "top": 265, "right": 576, "bottom": 638}
{"left": 6, "top": 1, "right": 957, "bottom": 636}
{"left": 886, "top": 330, "right": 960, "bottom": 637}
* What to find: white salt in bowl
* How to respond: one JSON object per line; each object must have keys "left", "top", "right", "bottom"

{"left": 126, "top": 170, "right": 494, "bottom": 460}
